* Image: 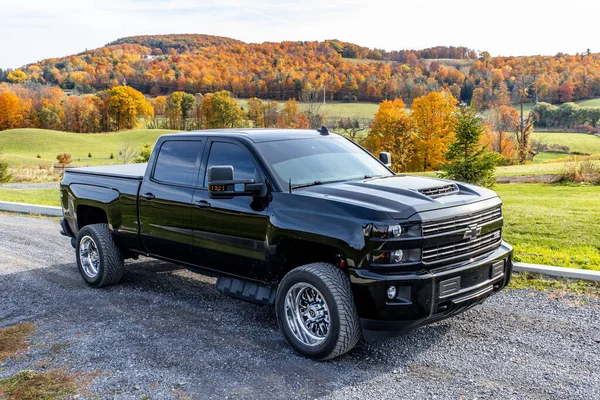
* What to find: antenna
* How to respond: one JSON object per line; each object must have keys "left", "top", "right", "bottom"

{"left": 289, "top": 177, "right": 293, "bottom": 194}
{"left": 317, "top": 126, "right": 329, "bottom": 135}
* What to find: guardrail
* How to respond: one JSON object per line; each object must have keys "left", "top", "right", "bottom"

{"left": 513, "top": 262, "right": 600, "bottom": 282}
{"left": 0, "top": 201, "right": 62, "bottom": 217}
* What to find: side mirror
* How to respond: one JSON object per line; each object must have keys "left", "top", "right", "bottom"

{"left": 379, "top": 152, "right": 392, "bottom": 168}
{"left": 208, "top": 166, "right": 266, "bottom": 199}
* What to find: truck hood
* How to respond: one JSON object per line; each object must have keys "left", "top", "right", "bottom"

{"left": 293, "top": 175, "right": 499, "bottom": 220}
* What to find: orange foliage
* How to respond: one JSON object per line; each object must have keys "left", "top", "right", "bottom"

{"left": 363, "top": 99, "right": 414, "bottom": 172}
{"left": 410, "top": 91, "right": 458, "bottom": 171}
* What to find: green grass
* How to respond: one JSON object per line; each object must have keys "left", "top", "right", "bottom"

{"left": 532, "top": 152, "right": 570, "bottom": 163}
{"left": 509, "top": 272, "right": 600, "bottom": 296}
{"left": 0, "top": 128, "right": 177, "bottom": 168}
{"left": 532, "top": 131, "right": 600, "bottom": 154}
{"left": 236, "top": 99, "right": 380, "bottom": 119}
{"left": 574, "top": 98, "right": 600, "bottom": 107}
{"left": 496, "top": 183, "right": 600, "bottom": 271}
{"left": 0, "top": 189, "right": 60, "bottom": 206}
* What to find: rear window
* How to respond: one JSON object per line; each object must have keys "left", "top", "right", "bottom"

{"left": 153, "top": 140, "right": 202, "bottom": 186}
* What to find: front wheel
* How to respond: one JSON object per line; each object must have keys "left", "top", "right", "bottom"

{"left": 76, "top": 223, "right": 124, "bottom": 287}
{"left": 276, "top": 263, "right": 361, "bottom": 360}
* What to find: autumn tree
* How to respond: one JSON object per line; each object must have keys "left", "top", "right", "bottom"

{"left": 515, "top": 111, "right": 536, "bottom": 164}
{"left": 7, "top": 70, "right": 27, "bottom": 83}
{"left": 439, "top": 107, "right": 499, "bottom": 188}
{"left": 363, "top": 99, "right": 413, "bottom": 172}
{"left": 180, "top": 93, "right": 196, "bottom": 130}
{"left": 483, "top": 105, "right": 518, "bottom": 159}
{"left": 107, "top": 86, "right": 153, "bottom": 130}
{"left": 247, "top": 97, "right": 264, "bottom": 127}
{"left": 263, "top": 101, "right": 280, "bottom": 127}
{"left": 277, "top": 99, "right": 303, "bottom": 128}
{"left": 150, "top": 96, "right": 167, "bottom": 116}
{"left": 410, "top": 91, "right": 458, "bottom": 171}
{"left": 166, "top": 92, "right": 183, "bottom": 129}
{"left": 201, "top": 90, "right": 244, "bottom": 128}
{"left": 0, "top": 92, "right": 23, "bottom": 130}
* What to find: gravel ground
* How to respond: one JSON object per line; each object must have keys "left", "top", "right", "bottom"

{"left": 0, "top": 213, "right": 599, "bottom": 399}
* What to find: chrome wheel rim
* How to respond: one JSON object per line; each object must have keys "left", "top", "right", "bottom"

{"left": 79, "top": 236, "right": 100, "bottom": 278}
{"left": 284, "top": 283, "right": 330, "bottom": 347}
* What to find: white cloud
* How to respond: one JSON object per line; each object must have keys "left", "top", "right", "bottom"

{"left": 1, "top": 0, "right": 598, "bottom": 69}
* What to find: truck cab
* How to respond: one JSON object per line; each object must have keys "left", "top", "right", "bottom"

{"left": 60, "top": 128, "right": 513, "bottom": 360}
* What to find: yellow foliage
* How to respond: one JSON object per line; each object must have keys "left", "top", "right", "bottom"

{"left": 107, "top": 86, "right": 154, "bottom": 130}
{"left": 7, "top": 70, "right": 27, "bottom": 83}
{"left": 410, "top": 91, "right": 458, "bottom": 171}
{"left": 363, "top": 99, "right": 414, "bottom": 172}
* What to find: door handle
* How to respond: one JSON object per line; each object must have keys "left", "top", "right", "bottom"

{"left": 141, "top": 192, "right": 155, "bottom": 200}
{"left": 194, "top": 200, "right": 211, "bottom": 208}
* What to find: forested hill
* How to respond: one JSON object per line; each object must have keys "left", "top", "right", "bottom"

{"left": 5, "top": 33, "right": 600, "bottom": 107}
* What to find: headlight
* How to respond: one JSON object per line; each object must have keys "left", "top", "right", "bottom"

{"left": 372, "top": 223, "right": 421, "bottom": 239}
{"left": 372, "top": 248, "right": 421, "bottom": 265}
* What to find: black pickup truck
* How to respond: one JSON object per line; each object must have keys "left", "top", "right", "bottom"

{"left": 60, "top": 128, "right": 513, "bottom": 360}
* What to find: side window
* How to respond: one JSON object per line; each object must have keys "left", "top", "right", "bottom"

{"left": 204, "top": 142, "right": 257, "bottom": 187}
{"left": 153, "top": 141, "right": 202, "bottom": 186}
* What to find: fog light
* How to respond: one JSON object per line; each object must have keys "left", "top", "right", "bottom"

{"left": 387, "top": 285, "right": 397, "bottom": 300}
{"left": 391, "top": 249, "right": 404, "bottom": 263}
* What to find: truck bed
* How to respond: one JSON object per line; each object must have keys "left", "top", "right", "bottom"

{"left": 64, "top": 164, "right": 147, "bottom": 180}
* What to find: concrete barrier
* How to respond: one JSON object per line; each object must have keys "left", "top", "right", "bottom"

{"left": 513, "top": 262, "right": 600, "bottom": 282}
{"left": 0, "top": 201, "right": 62, "bottom": 217}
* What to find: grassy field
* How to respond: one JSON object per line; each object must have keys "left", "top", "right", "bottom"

{"left": 574, "top": 98, "right": 600, "bottom": 107}
{"left": 532, "top": 131, "right": 600, "bottom": 154}
{"left": 496, "top": 184, "right": 600, "bottom": 271}
{"left": 0, "top": 128, "right": 177, "bottom": 168}
{"left": 0, "top": 188, "right": 59, "bottom": 206}
{"left": 236, "top": 99, "right": 379, "bottom": 119}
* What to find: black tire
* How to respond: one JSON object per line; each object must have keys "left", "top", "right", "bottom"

{"left": 75, "top": 223, "right": 124, "bottom": 287}
{"left": 276, "top": 263, "right": 361, "bottom": 360}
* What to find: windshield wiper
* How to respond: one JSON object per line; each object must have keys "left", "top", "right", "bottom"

{"left": 292, "top": 175, "right": 387, "bottom": 189}
{"left": 292, "top": 179, "right": 349, "bottom": 189}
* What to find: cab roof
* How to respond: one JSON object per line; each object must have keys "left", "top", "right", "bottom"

{"left": 164, "top": 128, "right": 341, "bottom": 143}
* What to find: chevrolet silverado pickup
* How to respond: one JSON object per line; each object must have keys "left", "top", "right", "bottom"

{"left": 59, "top": 127, "right": 513, "bottom": 360}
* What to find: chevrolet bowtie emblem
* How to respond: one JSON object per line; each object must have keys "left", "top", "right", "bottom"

{"left": 463, "top": 224, "right": 482, "bottom": 240}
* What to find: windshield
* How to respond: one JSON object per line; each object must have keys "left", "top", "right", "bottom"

{"left": 256, "top": 137, "right": 393, "bottom": 188}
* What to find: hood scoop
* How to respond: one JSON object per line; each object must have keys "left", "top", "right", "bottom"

{"left": 417, "top": 183, "right": 459, "bottom": 199}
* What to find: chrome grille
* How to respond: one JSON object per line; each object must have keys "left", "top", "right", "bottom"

{"left": 422, "top": 205, "right": 502, "bottom": 237}
{"left": 422, "top": 230, "right": 502, "bottom": 265}
{"left": 418, "top": 184, "right": 459, "bottom": 198}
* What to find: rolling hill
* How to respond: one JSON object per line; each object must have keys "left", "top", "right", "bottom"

{"left": 7, "top": 34, "right": 600, "bottom": 108}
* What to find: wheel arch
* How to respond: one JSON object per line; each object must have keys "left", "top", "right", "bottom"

{"left": 272, "top": 237, "right": 350, "bottom": 282}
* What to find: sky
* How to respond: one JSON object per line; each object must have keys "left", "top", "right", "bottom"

{"left": 1, "top": 0, "right": 599, "bottom": 69}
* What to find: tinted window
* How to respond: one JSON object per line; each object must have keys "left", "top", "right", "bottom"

{"left": 204, "top": 142, "right": 256, "bottom": 187}
{"left": 153, "top": 141, "right": 202, "bottom": 186}
{"left": 256, "top": 137, "right": 392, "bottom": 188}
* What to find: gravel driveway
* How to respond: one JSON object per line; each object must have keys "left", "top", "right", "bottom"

{"left": 0, "top": 213, "right": 599, "bottom": 399}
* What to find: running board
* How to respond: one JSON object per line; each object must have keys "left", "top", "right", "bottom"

{"left": 216, "top": 277, "right": 276, "bottom": 305}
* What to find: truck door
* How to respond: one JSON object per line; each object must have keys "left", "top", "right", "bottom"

{"left": 191, "top": 139, "right": 270, "bottom": 282}
{"left": 139, "top": 139, "right": 205, "bottom": 263}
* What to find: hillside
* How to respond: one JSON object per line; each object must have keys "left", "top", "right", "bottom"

{"left": 6, "top": 34, "right": 600, "bottom": 107}
{"left": 0, "top": 128, "right": 176, "bottom": 167}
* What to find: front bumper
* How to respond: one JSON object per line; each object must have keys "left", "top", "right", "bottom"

{"left": 349, "top": 241, "right": 513, "bottom": 341}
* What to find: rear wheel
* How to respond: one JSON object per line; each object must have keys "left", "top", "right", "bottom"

{"left": 76, "top": 223, "right": 124, "bottom": 287}
{"left": 276, "top": 263, "right": 361, "bottom": 360}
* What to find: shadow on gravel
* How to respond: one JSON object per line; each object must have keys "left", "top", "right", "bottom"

{"left": 0, "top": 258, "right": 450, "bottom": 399}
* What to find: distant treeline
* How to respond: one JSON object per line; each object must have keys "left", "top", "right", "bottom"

{"left": 2, "top": 34, "right": 600, "bottom": 108}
